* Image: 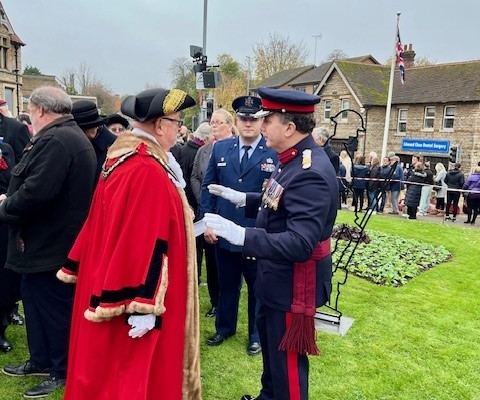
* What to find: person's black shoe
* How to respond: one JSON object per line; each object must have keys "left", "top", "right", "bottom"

{"left": 206, "top": 333, "right": 226, "bottom": 346}
{"left": 2, "top": 361, "right": 50, "bottom": 377}
{"left": 240, "top": 395, "right": 257, "bottom": 400}
{"left": 23, "top": 377, "right": 65, "bottom": 398}
{"left": 464, "top": 220, "right": 471, "bottom": 224}
{"left": 247, "top": 341, "right": 262, "bottom": 356}
{"left": 205, "top": 306, "right": 217, "bottom": 318}
{"left": 8, "top": 311, "right": 25, "bottom": 326}
{"left": 0, "top": 336, "right": 13, "bottom": 353}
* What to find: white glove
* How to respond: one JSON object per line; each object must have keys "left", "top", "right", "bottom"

{"left": 208, "top": 184, "right": 246, "bottom": 207}
{"left": 127, "top": 314, "right": 156, "bottom": 338}
{"left": 203, "top": 213, "right": 246, "bottom": 246}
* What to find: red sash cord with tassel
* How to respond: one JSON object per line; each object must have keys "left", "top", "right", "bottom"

{"left": 278, "top": 238, "right": 331, "bottom": 356}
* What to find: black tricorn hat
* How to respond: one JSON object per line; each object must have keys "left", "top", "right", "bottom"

{"left": 106, "top": 113, "right": 129, "bottom": 128}
{"left": 71, "top": 100, "right": 107, "bottom": 129}
{"left": 121, "top": 88, "right": 196, "bottom": 122}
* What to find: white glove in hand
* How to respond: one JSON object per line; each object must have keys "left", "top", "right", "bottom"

{"left": 208, "top": 184, "right": 246, "bottom": 207}
{"left": 127, "top": 314, "right": 156, "bottom": 338}
{"left": 203, "top": 213, "right": 246, "bottom": 246}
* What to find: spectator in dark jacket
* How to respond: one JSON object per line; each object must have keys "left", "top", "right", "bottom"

{"left": 0, "top": 87, "right": 96, "bottom": 399}
{"left": 72, "top": 101, "right": 117, "bottom": 186}
{"left": 444, "top": 162, "right": 465, "bottom": 221}
{"left": 404, "top": 162, "right": 427, "bottom": 219}
{"left": 462, "top": 165, "right": 480, "bottom": 225}
{"left": 378, "top": 156, "right": 392, "bottom": 213}
{"left": 312, "top": 127, "right": 339, "bottom": 173}
{"left": 179, "top": 121, "right": 211, "bottom": 284}
{"left": 0, "top": 141, "right": 18, "bottom": 353}
{"left": 389, "top": 156, "right": 404, "bottom": 214}
{"left": 0, "top": 100, "right": 31, "bottom": 163}
{"left": 367, "top": 156, "right": 381, "bottom": 212}
{"left": 418, "top": 161, "right": 435, "bottom": 216}
{"left": 351, "top": 155, "right": 369, "bottom": 212}
{"left": 179, "top": 121, "right": 212, "bottom": 215}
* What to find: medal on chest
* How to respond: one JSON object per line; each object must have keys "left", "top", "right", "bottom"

{"left": 261, "top": 177, "right": 284, "bottom": 211}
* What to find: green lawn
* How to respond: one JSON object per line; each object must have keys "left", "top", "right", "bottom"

{"left": 1, "top": 212, "right": 479, "bottom": 400}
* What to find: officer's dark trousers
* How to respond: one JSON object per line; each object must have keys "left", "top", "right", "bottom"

{"left": 21, "top": 270, "right": 74, "bottom": 379}
{"left": 257, "top": 304, "right": 309, "bottom": 400}
{"left": 215, "top": 247, "right": 259, "bottom": 342}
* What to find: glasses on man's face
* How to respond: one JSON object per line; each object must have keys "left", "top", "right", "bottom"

{"left": 210, "top": 120, "right": 227, "bottom": 126}
{"left": 110, "top": 127, "right": 125, "bottom": 133}
{"left": 161, "top": 117, "right": 183, "bottom": 128}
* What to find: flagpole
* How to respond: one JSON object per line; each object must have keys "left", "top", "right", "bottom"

{"left": 381, "top": 12, "right": 401, "bottom": 160}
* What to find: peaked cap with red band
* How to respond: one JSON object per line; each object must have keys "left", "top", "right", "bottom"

{"left": 254, "top": 87, "right": 321, "bottom": 117}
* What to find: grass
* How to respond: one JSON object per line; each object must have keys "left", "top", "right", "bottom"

{"left": 1, "top": 211, "right": 479, "bottom": 399}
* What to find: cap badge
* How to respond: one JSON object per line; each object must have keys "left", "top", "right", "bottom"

{"left": 244, "top": 97, "right": 254, "bottom": 107}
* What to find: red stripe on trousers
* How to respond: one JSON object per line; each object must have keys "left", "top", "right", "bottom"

{"left": 285, "top": 312, "right": 301, "bottom": 400}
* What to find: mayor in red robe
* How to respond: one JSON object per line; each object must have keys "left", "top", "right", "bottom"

{"left": 57, "top": 88, "right": 201, "bottom": 400}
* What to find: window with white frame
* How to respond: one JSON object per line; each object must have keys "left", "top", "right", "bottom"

{"left": 423, "top": 106, "right": 435, "bottom": 129}
{"left": 340, "top": 99, "right": 350, "bottom": 120}
{"left": 0, "top": 36, "right": 9, "bottom": 70}
{"left": 443, "top": 106, "right": 455, "bottom": 130}
{"left": 324, "top": 100, "right": 331, "bottom": 120}
{"left": 397, "top": 109, "right": 408, "bottom": 133}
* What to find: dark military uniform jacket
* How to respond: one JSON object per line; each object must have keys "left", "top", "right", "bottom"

{"left": 242, "top": 135, "right": 338, "bottom": 311}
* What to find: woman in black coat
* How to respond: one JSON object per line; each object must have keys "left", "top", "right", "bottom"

{"left": 0, "top": 141, "right": 20, "bottom": 352}
{"left": 404, "top": 162, "right": 427, "bottom": 219}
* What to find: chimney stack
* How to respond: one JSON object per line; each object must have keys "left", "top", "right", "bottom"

{"left": 403, "top": 43, "right": 416, "bottom": 68}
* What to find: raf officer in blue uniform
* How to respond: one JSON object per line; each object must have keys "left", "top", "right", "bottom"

{"left": 201, "top": 95, "right": 278, "bottom": 356}
{"left": 204, "top": 87, "right": 338, "bottom": 400}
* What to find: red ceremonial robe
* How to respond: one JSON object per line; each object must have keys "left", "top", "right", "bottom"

{"left": 58, "top": 135, "right": 201, "bottom": 400}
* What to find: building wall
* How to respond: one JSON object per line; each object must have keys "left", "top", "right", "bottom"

{"left": 314, "top": 69, "right": 480, "bottom": 173}
{"left": 0, "top": 24, "right": 23, "bottom": 116}
{"left": 21, "top": 74, "right": 62, "bottom": 110}
{"left": 315, "top": 70, "right": 364, "bottom": 141}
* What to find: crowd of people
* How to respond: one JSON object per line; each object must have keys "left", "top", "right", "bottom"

{"left": 336, "top": 151, "right": 480, "bottom": 223}
{"left": 0, "top": 86, "right": 339, "bottom": 400}
{"left": 1, "top": 84, "right": 479, "bottom": 400}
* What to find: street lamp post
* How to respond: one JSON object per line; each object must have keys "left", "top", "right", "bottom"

{"left": 312, "top": 34, "right": 322, "bottom": 65}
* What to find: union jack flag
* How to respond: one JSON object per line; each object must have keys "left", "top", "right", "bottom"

{"left": 396, "top": 28, "right": 405, "bottom": 84}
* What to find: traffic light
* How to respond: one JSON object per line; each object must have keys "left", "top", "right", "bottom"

{"left": 205, "top": 98, "right": 214, "bottom": 119}
{"left": 449, "top": 146, "right": 459, "bottom": 163}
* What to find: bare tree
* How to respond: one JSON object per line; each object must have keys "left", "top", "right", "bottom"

{"left": 323, "top": 49, "right": 349, "bottom": 62}
{"left": 252, "top": 33, "right": 308, "bottom": 82}
{"left": 60, "top": 62, "right": 117, "bottom": 113}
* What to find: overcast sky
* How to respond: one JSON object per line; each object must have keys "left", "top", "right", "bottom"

{"left": 4, "top": 0, "right": 479, "bottom": 96}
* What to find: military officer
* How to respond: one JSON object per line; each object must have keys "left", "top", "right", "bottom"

{"left": 204, "top": 87, "right": 338, "bottom": 400}
{"left": 201, "top": 95, "right": 277, "bottom": 356}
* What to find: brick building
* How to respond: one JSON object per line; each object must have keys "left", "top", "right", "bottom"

{"left": 255, "top": 52, "right": 480, "bottom": 173}
{"left": 0, "top": 2, "right": 24, "bottom": 116}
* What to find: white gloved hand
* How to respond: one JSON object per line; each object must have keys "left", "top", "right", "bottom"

{"left": 127, "top": 314, "right": 156, "bottom": 338}
{"left": 203, "top": 213, "right": 246, "bottom": 246}
{"left": 208, "top": 184, "right": 246, "bottom": 207}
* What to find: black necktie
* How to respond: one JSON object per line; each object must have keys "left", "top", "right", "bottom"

{"left": 240, "top": 145, "right": 251, "bottom": 172}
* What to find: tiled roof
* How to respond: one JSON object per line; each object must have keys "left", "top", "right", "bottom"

{"left": 335, "top": 61, "right": 390, "bottom": 106}
{"left": 253, "top": 65, "right": 315, "bottom": 89}
{"left": 289, "top": 55, "right": 379, "bottom": 87}
{"left": 332, "top": 60, "right": 480, "bottom": 106}
{"left": 289, "top": 62, "right": 333, "bottom": 86}
{"left": 391, "top": 60, "right": 480, "bottom": 104}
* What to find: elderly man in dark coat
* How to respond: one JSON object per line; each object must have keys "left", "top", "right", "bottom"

{"left": 0, "top": 87, "right": 96, "bottom": 399}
